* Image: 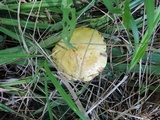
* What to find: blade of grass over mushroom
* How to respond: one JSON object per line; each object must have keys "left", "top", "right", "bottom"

{"left": 129, "top": 5, "right": 160, "bottom": 72}
{"left": 44, "top": 61, "right": 88, "bottom": 120}
{"left": 61, "top": 0, "right": 76, "bottom": 49}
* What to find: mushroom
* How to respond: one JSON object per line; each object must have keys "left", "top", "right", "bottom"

{"left": 52, "top": 27, "right": 107, "bottom": 81}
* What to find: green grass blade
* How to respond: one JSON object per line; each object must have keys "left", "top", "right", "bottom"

{"left": 0, "top": 46, "right": 21, "bottom": 54}
{"left": 0, "top": 78, "right": 30, "bottom": 87}
{"left": 0, "top": 26, "right": 32, "bottom": 46}
{"left": 61, "top": 0, "right": 76, "bottom": 49}
{"left": 76, "top": 0, "right": 95, "bottom": 17}
{"left": 107, "top": 63, "right": 160, "bottom": 76}
{"left": 144, "top": 0, "right": 154, "bottom": 35}
{"left": 0, "top": 54, "right": 39, "bottom": 58}
{"left": 0, "top": 46, "right": 41, "bottom": 65}
{"left": 129, "top": 5, "right": 160, "bottom": 71}
{"left": 0, "top": 102, "right": 31, "bottom": 119}
{"left": 129, "top": 0, "right": 143, "bottom": 9}
{"left": 122, "top": 0, "right": 140, "bottom": 50}
{"left": 130, "top": 16, "right": 139, "bottom": 49}
{"left": 39, "top": 34, "right": 61, "bottom": 48}
{"left": 0, "top": 18, "right": 52, "bottom": 29}
{"left": 44, "top": 75, "right": 54, "bottom": 120}
{"left": 0, "top": 102, "right": 15, "bottom": 112}
{"left": 5, "top": 1, "right": 61, "bottom": 11}
{"left": 44, "top": 61, "right": 87, "bottom": 120}
{"left": 0, "top": 26, "right": 21, "bottom": 42}
{"left": 102, "top": 0, "right": 122, "bottom": 14}
{"left": 122, "top": 0, "right": 131, "bottom": 33}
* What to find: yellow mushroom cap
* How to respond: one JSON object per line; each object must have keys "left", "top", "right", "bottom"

{"left": 52, "top": 27, "right": 107, "bottom": 81}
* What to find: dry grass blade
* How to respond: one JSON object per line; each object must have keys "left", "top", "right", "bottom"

{"left": 87, "top": 75, "right": 128, "bottom": 114}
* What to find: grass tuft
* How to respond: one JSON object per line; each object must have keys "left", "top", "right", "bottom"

{"left": 0, "top": 0, "right": 160, "bottom": 119}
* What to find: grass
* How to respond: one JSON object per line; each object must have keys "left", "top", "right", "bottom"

{"left": 0, "top": 0, "right": 160, "bottom": 120}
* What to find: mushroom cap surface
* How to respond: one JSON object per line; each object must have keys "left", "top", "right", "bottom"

{"left": 52, "top": 27, "right": 107, "bottom": 81}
